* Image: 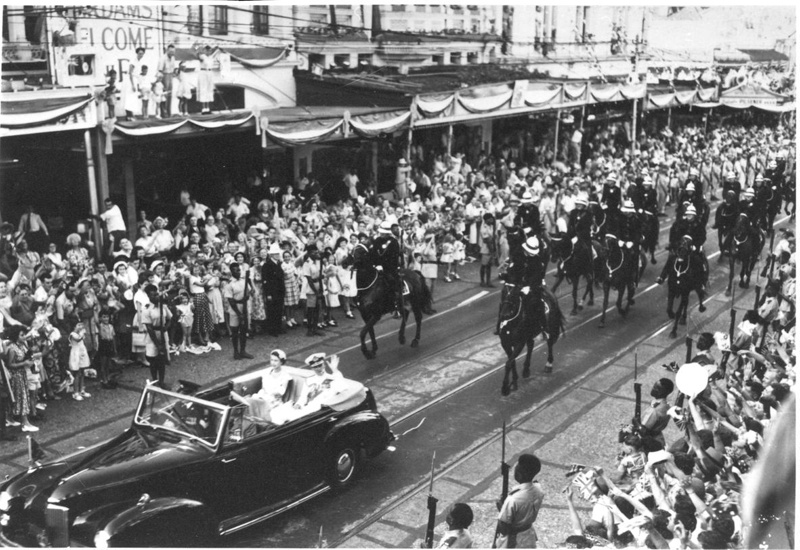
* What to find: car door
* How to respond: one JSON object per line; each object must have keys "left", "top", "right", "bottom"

{"left": 270, "top": 409, "right": 331, "bottom": 496}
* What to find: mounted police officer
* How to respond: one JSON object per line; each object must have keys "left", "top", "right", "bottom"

{"left": 514, "top": 192, "right": 544, "bottom": 239}
{"left": 601, "top": 173, "right": 622, "bottom": 216}
{"left": 608, "top": 199, "right": 642, "bottom": 275}
{"left": 738, "top": 187, "right": 759, "bottom": 225}
{"left": 518, "top": 236, "right": 548, "bottom": 337}
{"left": 676, "top": 182, "right": 710, "bottom": 227}
{"left": 753, "top": 174, "right": 772, "bottom": 231}
{"left": 631, "top": 175, "right": 658, "bottom": 216}
{"left": 661, "top": 204, "right": 708, "bottom": 289}
{"left": 686, "top": 166, "right": 703, "bottom": 198}
{"left": 567, "top": 196, "right": 593, "bottom": 243}
{"left": 371, "top": 220, "right": 403, "bottom": 315}
{"left": 722, "top": 170, "right": 741, "bottom": 200}
{"left": 713, "top": 190, "right": 740, "bottom": 256}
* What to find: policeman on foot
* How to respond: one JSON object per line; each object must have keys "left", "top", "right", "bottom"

{"left": 494, "top": 454, "right": 545, "bottom": 548}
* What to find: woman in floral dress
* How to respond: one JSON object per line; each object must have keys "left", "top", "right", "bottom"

{"left": 281, "top": 250, "right": 301, "bottom": 328}
{"left": 248, "top": 254, "right": 266, "bottom": 333}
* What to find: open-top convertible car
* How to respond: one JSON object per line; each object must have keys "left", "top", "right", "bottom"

{"left": 0, "top": 365, "right": 394, "bottom": 547}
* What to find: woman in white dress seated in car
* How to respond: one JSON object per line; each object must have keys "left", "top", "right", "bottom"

{"left": 230, "top": 349, "right": 292, "bottom": 422}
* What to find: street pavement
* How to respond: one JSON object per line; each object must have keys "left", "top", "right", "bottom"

{"left": 0, "top": 209, "right": 785, "bottom": 548}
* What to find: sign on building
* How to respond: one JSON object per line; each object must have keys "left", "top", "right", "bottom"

{"left": 48, "top": 6, "right": 164, "bottom": 92}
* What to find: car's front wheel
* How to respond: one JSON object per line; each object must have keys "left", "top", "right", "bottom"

{"left": 328, "top": 441, "right": 361, "bottom": 489}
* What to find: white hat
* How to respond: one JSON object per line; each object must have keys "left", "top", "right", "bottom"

{"left": 725, "top": 171, "right": 737, "bottom": 180}
{"left": 755, "top": 174, "right": 765, "bottom": 182}
{"left": 685, "top": 182, "right": 695, "bottom": 192}
{"left": 270, "top": 349, "right": 287, "bottom": 362}
{"left": 641, "top": 167, "right": 650, "bottom": 175}
{"left": 378, "top": 220, "right": 393, "bottom": 234}
{"left": 685, "top": 205, "right": 697, "bottom": 216}
{"left": 305, "top": 352, "right": 327, "bottom": 368}
{"left": 621, "top": 200, "right": 636, "bottom": 214}
{"left": 689, "top": 167, "right": 699, "bottom": 177}
{"left": 398, "top": 158, "right": 408, "bottom": 166}
{"left": 520, "top": 192, "right": 535, "bottom": 204}
{"left": 643, "top": 175, "right": 653, "bottom": 185}
{"left": 522, "top": 236, "right": 540, "bottom": 255}
{"left": 743, "top": 187, "right": 755, "bottom": 198}
{"left": 607, "top": 173, "right": 618, "bottom": 184}
{"left": 268, "top": 242, "right": 282, "bottom": 255}
{"left": 255, "top": 222, "right": 268, "bottom": 232}
{"left": 575, "top": 196, "right": 588, "bottom": 207}
{"left": 768, "top": 159, "right": 778, "bottom": 169}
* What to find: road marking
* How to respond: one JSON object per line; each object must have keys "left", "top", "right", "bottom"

{"left": 458, "top": 291, "right": 489, "bottom": 307}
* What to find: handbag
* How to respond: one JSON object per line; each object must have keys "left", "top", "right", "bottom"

{"left": 131, "top": 331, "right": 146, "bottom": 347}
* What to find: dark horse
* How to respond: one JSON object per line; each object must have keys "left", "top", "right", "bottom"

{"left": 639, "top": 210, "right": 660, "bottom": 265}
{"left": 598, "top": 237, "right": 641, "bottom": 328}
{"left": 497, "top": 284, "right": 565, "bottom": 396}
{"left": 550, "top": 234, "right": 598, "bottom": 315}
{"left": 726, "top": 213, "right": 764, "bottom": 296}
{"left": 495, "top": 225, "right": 547, "bottom": 334}
{"left": 343, "top": 255, "right": 433, "bottom": 359}
{"left": 666, "top": 236, "right": 707, "bottom": 338}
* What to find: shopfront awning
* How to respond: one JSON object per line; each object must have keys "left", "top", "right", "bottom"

{"left": 113, "top": 111, "right": 255, "bottom": 137}
{"left": 645, "top": 86, "right": 718, "bottom": 111}
{"left": 0, "top": 93, "right": 97, "bottom": 133}
{"left": 720, "top": 83, "right": 790, "bottom": 108}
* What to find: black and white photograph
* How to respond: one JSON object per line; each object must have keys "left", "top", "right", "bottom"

{"left": 0, "top": 3, "right": 796, "bottom": 548}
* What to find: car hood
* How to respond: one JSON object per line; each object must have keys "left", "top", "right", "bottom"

{"left": 6, "top": 428, "right": 212, "bottom": 508}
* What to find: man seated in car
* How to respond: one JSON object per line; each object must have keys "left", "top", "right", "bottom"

{"left": 295, "top": 353, "right": 346, "bottom": 412}
{"left": 230, "top": 349, "right": 292, "bottom": 423}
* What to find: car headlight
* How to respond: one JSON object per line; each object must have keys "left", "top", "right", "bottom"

{"left": 94, "top": 530, "right": 111, "bottom": 549}
{"left": 0, "top": 491, "right": 11, "bottom": 512}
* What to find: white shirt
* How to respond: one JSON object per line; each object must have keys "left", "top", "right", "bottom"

{"left": 100, "top": 205, "right": 126, "bottom": 232}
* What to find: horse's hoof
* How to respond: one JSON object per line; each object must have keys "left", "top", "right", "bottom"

{"left": 599, "top": 322, "right": 605, "bottom": 329}
{"left": 587, "top": 299, "right": 594, "bottom": 306}
{"left": 578, "top": 304, "right": 584, "bottom": 311}
{"left": 669, "top": 330, "right": 677, "bottom": 339}
{"left": 725, "top": 289, "right": 731, "bottom": 297}
{"left": 363, "top": 350, "right": 375, "bottom": 360}
{"left": 411, "top": 339, "right": 419, "bottom": 348}
{"left": 399, "top": 336, "right": 405, "bottom": 346}
{"left": 522, "top": 367, "right": 531, "bottom": 379}
{"left": 629, "top": 299, "right": 635, "bottom": 306}
{"left": 544, "top": 364, "right": 553, "bottom": 374}
{"left": 667, "top": 310, "right": 675, "bottom": 320}
{"left": 742, "top": 281, "right": 750, "bottom": 289}
{"left": 739, "top": 281, "right": 746, "bottom": 289}
{"left": 570, "top": 308, "right": 578, "bottom": 316}
{"left": 699, "top": 304, "right": 707, "bottom": 313}
{"left": 501, "top": 385, "right": 510, "bottom": 397}
{"left": 651, "top": 258, "right": 657, "bottom": 265}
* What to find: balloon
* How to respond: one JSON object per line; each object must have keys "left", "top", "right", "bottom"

{"left": 676, "top": 362, "right": 709, "bottom": 397}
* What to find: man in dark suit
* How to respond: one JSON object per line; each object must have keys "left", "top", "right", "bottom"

{"left": 261, "top": 243, "right": 286, "bottom": 336}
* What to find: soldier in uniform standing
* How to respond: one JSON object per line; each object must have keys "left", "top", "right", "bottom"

{"left": 225, "top": 263, "right": 253, "bottom": 360}
{"left": 494, "top": 454, "right": 545, "bottom": 548}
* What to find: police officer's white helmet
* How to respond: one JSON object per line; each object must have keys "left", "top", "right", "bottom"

{"left": 643, "top": 175, "right": 653, "bottom": 185}
{"left": 378, "top": 220, "right": 393, "bottom": 234}
{"left": 685, "top": 205, "right": 697, "bottom": 217}
{"left": 621, "top": 200, "right": 636, "bottom": 214}
{"left": 685, "top": 182, "right": 695, "bottom": 192}
{"left": 575, "top": 196, "right": 588, "bottom": 207}
{"left": 522, "top": 236, "right": 540, "bottom": 255}
{"left": 743, "top": 187, "right": 755, "bottom": 199}
{"left": 520, "top": 192, "right": 535, "bottom": 204}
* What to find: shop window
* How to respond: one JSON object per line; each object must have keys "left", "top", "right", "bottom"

{"left": 432, "top": 54, "right": 444, "bottom": 65}
{"left": 68, "top": 54, "right": 94, "bottom": 76}
{"left": 450, "top": 18, "right": 464, "bottom": 29}
{"left": 415, "top": 5, "right": 427, "bottom": 12}
{"left": 253, "top": 6, "right": 269, "bottom": 36}
{"left": 430, "top": 5, "right": 443, "bottom": 13}
{"left": 187, "top": 6, "right": 203, "bottom": 36}
{"left": 450, "top": 52, "right": 462, "bottom": 64}
{"left": 333, "top": 54, "right": 350, "bottom": 68}
{"left": 209, "top": 6, "right": 228, "bottom": 35}
{"left": 391, "top": 5, "right": 406, "bottom": 12}
{"left": 467, "top": 52, "right": 479, "bottom": 64}
{"left": 308, "top": 53, "right": 326, "bottom": 69}
{"left": 358, "top": 53, "right": 372, "bottom": 67}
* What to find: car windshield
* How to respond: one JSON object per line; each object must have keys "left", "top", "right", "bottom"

{"left": 134, "top": 385, "right": 227, "bottom": 448}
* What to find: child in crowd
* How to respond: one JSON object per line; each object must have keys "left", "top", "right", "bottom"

{"left": 26, "top": 340, "right": 45, "bottom": 419}
{"left": 96, "top": 309, "right": 117, "bottom": 389}
{"left": 440, "top": 232, "right": 455, "bottom": 283}
{"left": 176, "top": 291, "right": 194, "bottom": 353}
{"left": 322, "top": 252, "right": 341, "bottom": 327}
{"left": 68, "top": 322, "right": 91, "bottom": 401}
{"left": 451, "top": 232, "right": 466, "bottom": 280}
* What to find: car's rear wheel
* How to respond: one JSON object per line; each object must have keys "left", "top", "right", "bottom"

{"left": 328, "top": 441, "right": 361, "bottom": 488}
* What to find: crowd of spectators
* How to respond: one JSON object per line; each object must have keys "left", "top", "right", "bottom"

{"left": 0, "top": 113, "right": 794, "bottom": 445}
